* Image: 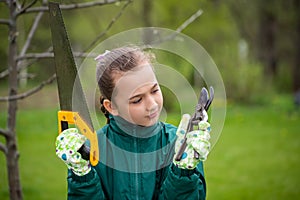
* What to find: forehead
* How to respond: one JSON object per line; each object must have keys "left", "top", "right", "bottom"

{"left": 113, "top": 63, "right": 157, "bottom": 99}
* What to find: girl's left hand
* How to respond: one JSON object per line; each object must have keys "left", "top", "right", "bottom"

{"left": 173, "top": 114, "right": 211, "bottom": 170}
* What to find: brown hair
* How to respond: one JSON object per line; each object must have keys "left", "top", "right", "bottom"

{"left": 95, "top": 46, "right": 154, "bottom": 121}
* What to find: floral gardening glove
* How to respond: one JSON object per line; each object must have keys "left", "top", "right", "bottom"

{"left": 173, "top": 113, "right": 211, "bottom": 169}
{"left": 55, "top": 128, "right": 91, "bottom": 176}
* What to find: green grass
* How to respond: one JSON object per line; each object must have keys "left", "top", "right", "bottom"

{"left": 205, "top": 97, "right": 300, "bottom": 199}
{"left": 0, "top": 95, "right": 300, "bottom": 199}
{"left": 0, "top": 108, "right": 68, "bottom": 199}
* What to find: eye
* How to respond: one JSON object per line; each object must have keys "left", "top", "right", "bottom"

{"left": 151, "top": 88, "right": 160, "bottom": 94}
{"left": 130, "top": 98, "right": 142, "bottom": 104}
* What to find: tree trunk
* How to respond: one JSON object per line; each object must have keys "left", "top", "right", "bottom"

{"left": 257, "top": 4, "right": 278, "bottom": 77}
{"left": 7, "top": 0, "right": 23, "bottom": 199}
{"left": 293, "top": 0, "right": 300, "bottom": 93}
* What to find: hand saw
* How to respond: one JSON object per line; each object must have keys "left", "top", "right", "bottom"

{"left": 49, "top": 2, "right": 99, "bottom": 166}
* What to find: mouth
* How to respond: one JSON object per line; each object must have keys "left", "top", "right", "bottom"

{"left": 147, "top": 110, "right": 159, "bottom": 119}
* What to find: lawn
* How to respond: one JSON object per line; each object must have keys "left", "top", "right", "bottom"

{"left": 0, "top": 92, "right": 299, "bottom": 199}
{"left": 205, "top": 98, "right": 300, "bottom": 199}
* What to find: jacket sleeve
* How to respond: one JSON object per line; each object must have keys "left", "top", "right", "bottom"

{"left": 67, "top": 168, "right": 105, "bottom": 200}
{"left": 159, "top": 162, "right": 206, "bottom": 200}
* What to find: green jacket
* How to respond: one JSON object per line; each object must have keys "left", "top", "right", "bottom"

{"left": 67, "top": 115, "right": 206, "bottom": 199}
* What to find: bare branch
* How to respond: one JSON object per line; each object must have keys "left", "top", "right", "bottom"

{"left": 0, "top": 74, "right": 56, "bottom": 102}
{"left": 17, "top": 11, "right": 44, "bottom": 85}
{"left": 0, "top": 63, "right": 33, "bottom": 79}
{"left": 16, "top": 51, "right": 98, "bottom": 61}
{"left": 0, "top": 69, "right": 8, "bottom": 78}
{"left": 150, "top": 9, "right": 203, "bottom": 46}
{"left": 83, "top": 0, "right": 132, "bottom": 52}
{"left": 175, "top": 9, "right": 203, "bottom": 33}
{"left": 2, "top": 6, "right": 199, "bottom": 79}
{"left": 19, "top": 11, "right": 44, "bottom": 57}
{"left": 16, "top": 52, "right": 53, "bottom": 60}
{"left": 1, "top": 50, "right": 96, "bottom": 79}
{"left": 1, "top": 46, "right": 53, "bottom": 79}
{"left": 17, "top": 0, "right": 38, "bottom": 15}
{"left": 167, "top": 9, "right": 203, "bottom": 41}
{"left": 20, "top": 0, "right": 26, "bottom": 8}
{"left": 0, "top": 142, "right": 8, "bottom": 154}
{"left": 0, "top": 128, "right": 9, "bottom": 138}
{"left": 73, "top": 52, "right": 97, "bottom": 58}
{"left": 0, "top": 19, "right": 10, "bottom": 26}
{"left": 20, "top": 0, "right": 129, "bottom": 15}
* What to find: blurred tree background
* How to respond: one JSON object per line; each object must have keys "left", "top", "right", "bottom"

{"left": 0, "top": 0, "right": 299, "bottom": 199}
{"left": 0, "top": 0, "right": 299, "bottom": 103}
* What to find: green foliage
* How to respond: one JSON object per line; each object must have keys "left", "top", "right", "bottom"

{"left": 222, "top": 61, "right": 274, "bottom": 104}
{"left": 274, "top": 63, "right": 293, "bottom": 92}
{"left": 1, "top": 0, "right": 297, "bottom": 103}
{"left": 160, "top": 85, "right": 180, "bottom": 113}
{"left": 1, "top": 1, "right": 299, "bottom": 199}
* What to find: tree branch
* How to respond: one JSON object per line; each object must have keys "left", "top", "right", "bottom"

{"left": 19, "top": 11, "right": 44, "bottom": 57}
{"left": 0, "top": 74, "right": 56, "bottom": 101}
{"left": 164, "top": 9, "right": 203, "bottom": 42}
{"left": 0, "top": 128, "right": 9, "bottom": 138}
{"left": 16, "top": 51, "right": 98, "bottom": 61}
{"left": 0, "top": 18, "right": 10, "bottom": 26}
{"left": 19, "top": 0, "right": 129, "bottom": 15}
{"left": 3, "top": 0, "right": 131, "bottom": 78}
{"left": 0, "top": 142, "right": 8, "bottom": 154}
{"left": 17, "top": 11, "right": 44, "bottom": 85}
{"left": 1, "top": 50, "right": 97, "bottom": 79}
{"left": 1, "top": 6, "right": 198, "bottom": 78}
{"left": 0, "top": 46, "right": 53, "bottom": 79}
{"left": 83, "top": 0, "right": 132, "bottom": 52}
{"left": 147, "top": 9, "right": 203, "bottom": 46}
{"left": 0, "top": 61, "right": 34, "bottom": 79}
{"left": 17, "top": 0, "right": 38, "bottom": 15}
{"left": 175, "top": 9, "right": 203, "bottom": 33}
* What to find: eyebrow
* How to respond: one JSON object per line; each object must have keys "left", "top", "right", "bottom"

{"left": 128, "top": 83, "right": 158, "bottom": 100}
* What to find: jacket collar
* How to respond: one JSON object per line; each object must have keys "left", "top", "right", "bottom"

{"left": 108, "top": 115, "right": 163, "bottom": 138}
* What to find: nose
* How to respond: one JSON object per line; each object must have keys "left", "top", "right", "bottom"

{"left": 146, "top": 96, "right": 157, "bottom": 112}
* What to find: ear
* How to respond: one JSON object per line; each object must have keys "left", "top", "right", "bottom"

{"left": 103, "top": 99, "right": 118, "bottom": 116}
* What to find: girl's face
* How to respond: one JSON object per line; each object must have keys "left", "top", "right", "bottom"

{"left": 111, "top": 62, "right": 163, "bottom": 127}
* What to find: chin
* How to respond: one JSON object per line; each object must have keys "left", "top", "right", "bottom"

{"left": 145, "top": 120, "right": 158, "bottom": 127}
{"left": 132, "top": 111, "right": 161, "bottom": 127}
{"left": 143, "top": 116, "right": 160, "bottom": 127}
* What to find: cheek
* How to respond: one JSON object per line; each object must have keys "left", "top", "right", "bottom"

{"left": 113, "top": 98, "right": 130, "bottom": 116}
{"left": 157, "top": 92, "right": 164, "bottom": 108}
{"left": 128, "top": 104, "right": 144, "bottom": 117}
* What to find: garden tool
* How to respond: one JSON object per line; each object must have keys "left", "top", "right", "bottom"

{"left": 175, "top": 86, "right": 214, "bottom": 161}
{"left": 49, "top": 2, "right": 98, "bottom": 166}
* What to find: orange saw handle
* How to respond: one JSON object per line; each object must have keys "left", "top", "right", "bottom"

{"left": 58, "top": 111, "right": 99, "bottom": 166}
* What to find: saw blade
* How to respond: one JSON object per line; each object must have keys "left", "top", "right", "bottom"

{"left": 49, "top": 2, "right": 93, "bottom": 130}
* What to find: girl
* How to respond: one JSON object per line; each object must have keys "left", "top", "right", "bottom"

{"left": 55, "top": 46, "right": 211, "bottom": 199}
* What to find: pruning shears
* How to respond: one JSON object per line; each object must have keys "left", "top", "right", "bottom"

{"left": 175, "top": 86, "right": 214, "bottom": 161}
{"left": 49, "top": 2, "right": 98, "bottom": 166}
